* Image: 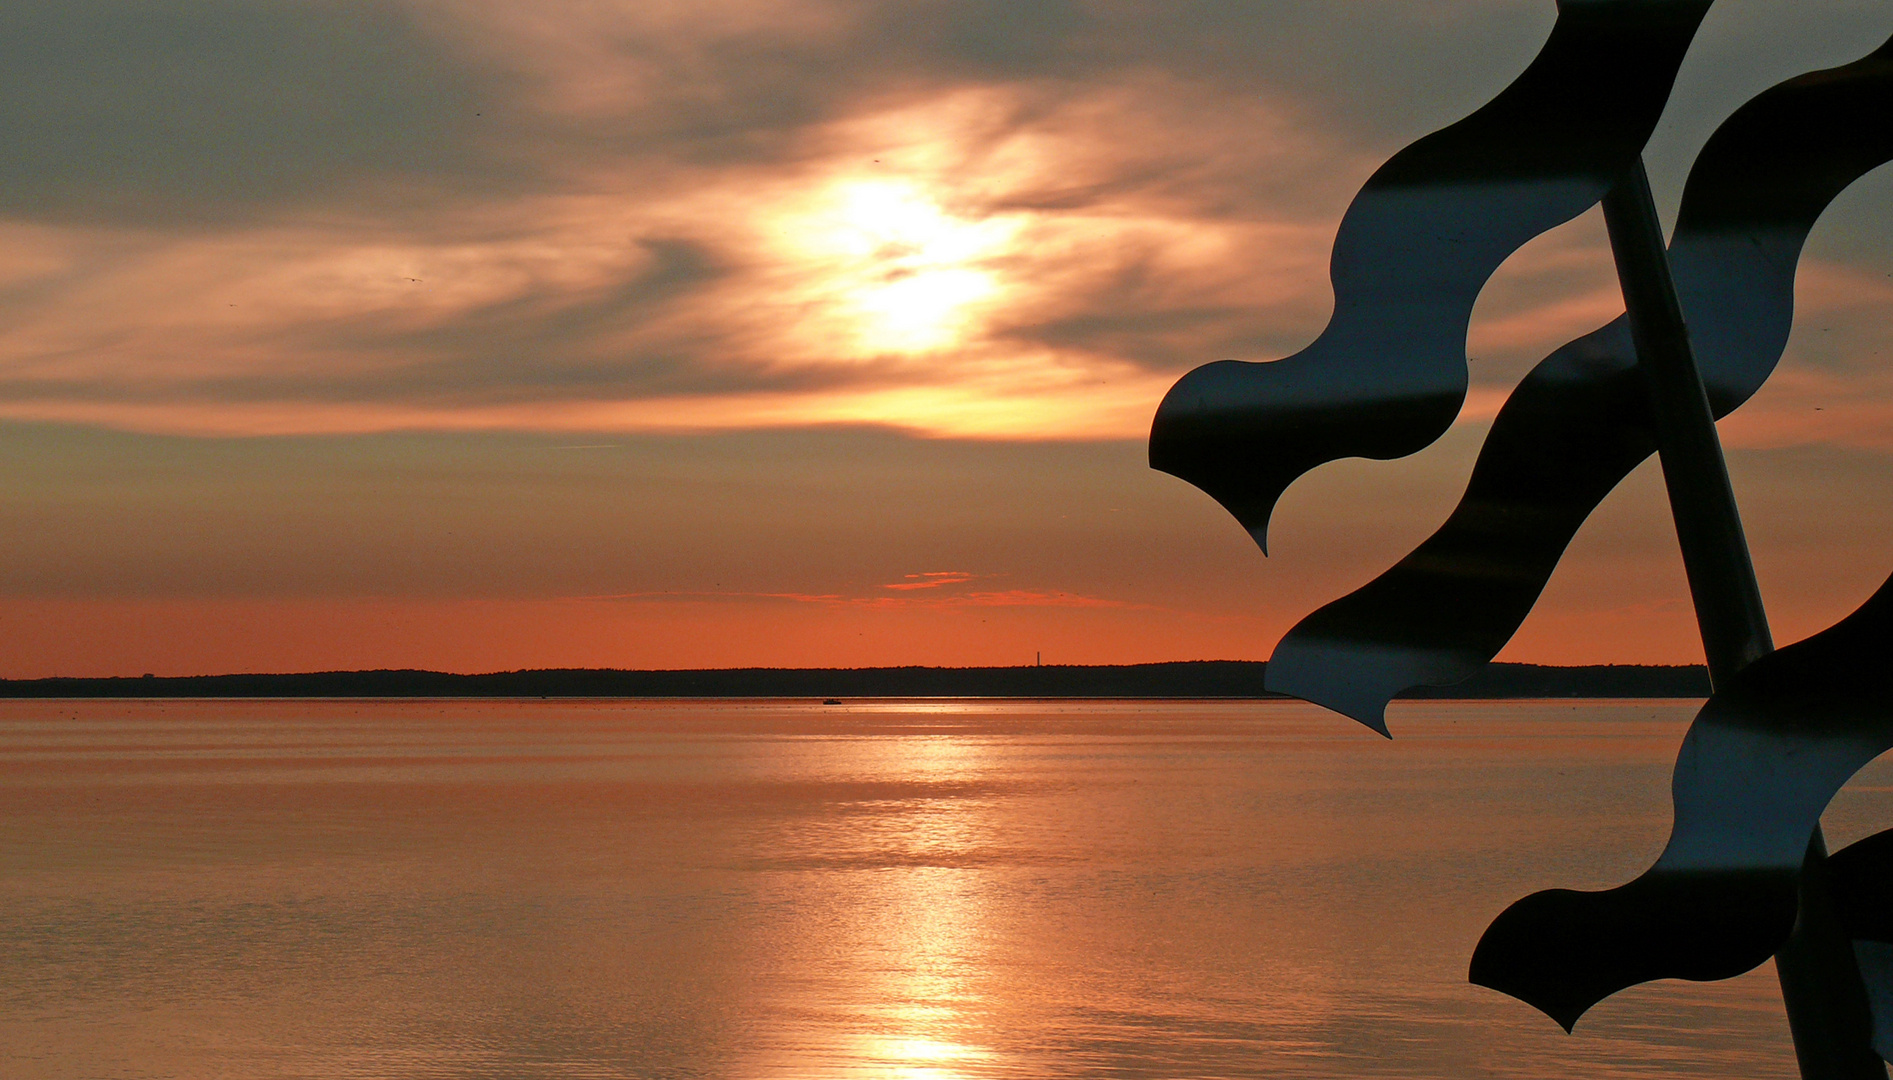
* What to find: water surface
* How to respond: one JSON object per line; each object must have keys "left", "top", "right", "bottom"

{"left": 5, "top": 698, "right": 1891, "bottom": 1079}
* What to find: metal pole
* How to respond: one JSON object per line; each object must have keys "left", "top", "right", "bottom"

{"left": 1600, "top": 158, "right": 1884, "bottom": 1080}
{"left": 1601, "top": 160, "right": 1770, "bottom": 683}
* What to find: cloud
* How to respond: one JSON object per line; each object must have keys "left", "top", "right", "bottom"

{"left": 419, "top": 0, "right": 1557, "bottom": 170}
{"left": 882, "top": 572, "right": 976, "bottom": 591}
{"left": 0, "top": 1, "right": 500, "bottom": 224}
{"left": 579, "top": 585, "right": 1134, "bottom": 610}
{"left": 770, "top": 587, "right": 1131, "bottom": 609}
{"left": 0, "top": 74, "right": 1345, "bottom": 439}
{"left": 0, "top": 1, "right": 1888, "bottom": 443}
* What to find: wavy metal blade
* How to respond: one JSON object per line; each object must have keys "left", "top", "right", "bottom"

{"left": 1470, "top": 578, "right": 1893, "bottom": 1028}
{"left": 1149, "top": 0, "right": 1714, "bottom": 553}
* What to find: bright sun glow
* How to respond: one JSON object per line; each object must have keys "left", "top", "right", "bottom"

{"left": 797, "top": 180, "right": 1017, "bottom": 354}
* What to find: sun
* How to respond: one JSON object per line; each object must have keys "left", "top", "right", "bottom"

{"left": 793, "top": 179, "right": 1017, "bottom": 355}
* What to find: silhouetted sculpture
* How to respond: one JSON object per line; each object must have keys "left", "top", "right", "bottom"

{"left": 1150, "top": 6, "right": 1893, "bottom": 1078}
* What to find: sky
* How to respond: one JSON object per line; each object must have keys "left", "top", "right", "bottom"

{"left": 3, "top": 0, "right": 1892, "bottom": 677}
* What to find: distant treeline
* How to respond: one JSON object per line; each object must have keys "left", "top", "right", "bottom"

{"left": 0, "top": 661, "right": 1710, "bottom": 699}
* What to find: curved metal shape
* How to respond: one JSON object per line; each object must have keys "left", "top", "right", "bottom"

{"left": 1831, "top": 830, "right": 1893, "bottom": 1060}
{"left": 1469, "top": 576, "right": 1893, "bottom": 1030}
{"left": 1266, "top": 38, "right": 1893, "bottom": 733}
{"left": 1148, "top": 0, "right": 1713, "bottom": 552}
{"left": 1833, "top": 830, "right": 1893, "bottom": 947}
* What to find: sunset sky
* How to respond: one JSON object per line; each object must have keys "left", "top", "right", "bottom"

{"left": 3, "top": 0, "right": 1892, "bottom": 676}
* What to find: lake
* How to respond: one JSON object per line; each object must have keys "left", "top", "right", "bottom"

{"left": 5, "top": 698, "right": 1890, "bottom": 1079}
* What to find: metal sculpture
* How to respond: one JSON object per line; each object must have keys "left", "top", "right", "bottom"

{"left": 1150, "top": 5, "right": 1893, "bottom": 1078}
{"left": 1265, "top": 33, "right": 1893, "bottom": 734}
{"left": 1150, "top": 0, "right": 1714, "bottom": 551}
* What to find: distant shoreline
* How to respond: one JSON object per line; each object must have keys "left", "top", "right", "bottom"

{"left": 0, "top": 661, "right": 1710, "bottom": 699}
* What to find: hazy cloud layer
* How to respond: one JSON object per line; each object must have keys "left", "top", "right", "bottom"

{"left": 0, "top": 2, "right": 496, "bottom": 222}
{"left": 6, "top": 0, "right": 1888, "bottom": 441}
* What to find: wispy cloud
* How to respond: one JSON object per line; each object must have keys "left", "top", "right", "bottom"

{"left": 882, "top": 571, "right": 975, "bottom": 591}
{"left": 0, "top": 0, "right": 1518, "bottom": 442}
{"left": 0, "top": 1, "right": 1886, "bottom": 448}
{"left": 577, "top": 584, "right": 1136, "bottom": 610}
{"left": 0, "top": 77, "right": 1343, "bottom": 440}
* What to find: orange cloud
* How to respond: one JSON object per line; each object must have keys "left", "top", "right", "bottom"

{"left": 768, "top": 589, "right": 1133, "bottom": 610}
{"left": 8, "top": 3, "right": 1884, "bottom": 454}
{"left": 882, "top": 572, "right": 976, "bottom": 590}
{"left": 575, "top": 584, "right": 1135, "bottom": 611}
{"left": 0, "top": 75, "right": 1348, "bottom": 442}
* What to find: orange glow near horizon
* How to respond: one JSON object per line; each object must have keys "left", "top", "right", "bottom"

{"left": 0, "top": 590, "right": 1724, "bottom": 680}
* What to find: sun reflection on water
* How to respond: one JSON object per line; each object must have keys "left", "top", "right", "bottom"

{"left": 854, "top": 735, "right": 997, "bottom": 1076}
{"left": 867, "top": 1035, "right": 994, "bottom": 1079}
{"left": 746, "top": 727, "right": 1008, "bottom": 1078}
{"left": 840, "top": 865, "right": 997, "bottom": 1079}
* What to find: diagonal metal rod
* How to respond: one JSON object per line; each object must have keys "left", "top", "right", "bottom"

{"left": 1602, "top": 160, "right": 1771, "bottom": 685}
{"left": 1601, "top": 158, "right": 1884, "bottom": 1080}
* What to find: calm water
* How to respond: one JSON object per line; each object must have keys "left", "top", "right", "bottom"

{"left": 5, "top": 698, "right": 1892, "bottom": 1079}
